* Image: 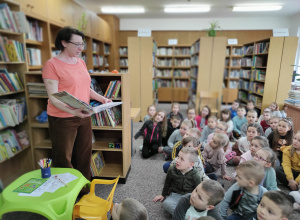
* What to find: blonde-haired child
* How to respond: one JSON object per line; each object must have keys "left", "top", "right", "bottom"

{"left": 195, "top": 105, "right": 211, "bottom": 131}
{"left": 143, "top": 105, "right": 156, "bottom": 122}
{"left": 230, "top": 123, "right": 261, "bottom": 165}
{"left": 218, "top": 109, "right": 233, "bottom": 134}
{"left": 133, "top": 110, "right": 166, "bottom": 159}
{"left": 219, "top": 161, "right": 267, "bottom": 219}
{"left": 199, "top": 116, "right": 217, "bottom": 143}
{"left": 260, "top": 108, "right": 272, "bottom": 132}
{"left": 166, "top": 102, "right": 183, "bottom": 121}
{"left": 202, "top": 133, "right": 232, "bottom": 180}
{"left": 253, "top": 147, "right": 278, "bottom": 191}
{"left": 112, "top": 198, "right": 148, "bottom": 220}
{"left": 184, "top": 107, "right": 197, "bottom": 128}
{"left": 268, "top": 117, "right": 294, "bottom": 164}
{"left": 265, "top": 116, "right": 279, "bottom": 138}
{"left": 276, "top": 131, "right": 300, "bottom": 191}
{"left": 161, "top": 120, "right": 193, "bottom": 159}
{"left": 161, "top": 115, "right": 181, "bottom": 147}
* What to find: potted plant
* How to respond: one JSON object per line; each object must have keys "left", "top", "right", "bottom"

{"left": 207, "top": 20, "right": 221, "bottom": 37}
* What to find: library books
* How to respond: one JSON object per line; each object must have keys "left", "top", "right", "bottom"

{"left": 0, "top": 35, "right": 25, "bottom": 62}
{"left": 174, "top": 48, "right": 190, "bottom": 56}
{"left": 119, "top": 58, "right": 128, "bottom": 66}
{"left": 0, "top": 4, "right": 28, "bottom": 33}
{"left": 0, "top": 129, "right": 24, "bottom": 162}
{"left": 104, "top": 80, "right": 121, "bottom": 99}
{"left": 285, "top": 90, "right": 300, "bottom": 107}
{"left": 119, "top": 47, "right": 128, "bottom": 56}
{"left": 25, "top": 19, "right": 43, "bottom": 42}
{"left": 91, "top": 106, "right": 122, "bottom": 127}
{"left": 0, "top": 68, "right": 24, "bottom": 94}
{"left": 244, "top": 45, "right": 254, "bottom": 55}
{"left": 173, "top": 58, "right": 191, "bottom": 67}
{"left": 90, "top": 77, "right": 104, "bottom": 96}
{"left": 254, "top": 42, "right": 269, "bottom": 54}
{"left": 157, "top": 47, "right": 172, "bottom": 56}
{"left": 26, "top": 48, "right": 42, "bottom": 66}
{"left": 52, "top": 90, "right": 123, "bottom": 114}
{"left": 0, "top": 99, "right": 26, "bottom": 128}
{"left": 154, "top": 69, "right": 171, "bottom": 77}
{"left": 90, "top": 151, "right": 105, "bottom": 177}
{"left": 173, "top": 69, "right": 190, "bottom": 77}
{"left": 104, "top": 44, "right": 110, "bottom": 54}
{"left": 27, "top": 82, "right": 47, "bottom": 96}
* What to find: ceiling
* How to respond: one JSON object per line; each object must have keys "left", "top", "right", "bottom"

{"left": 75, "top": 0, "right": 300, "bottom": 19}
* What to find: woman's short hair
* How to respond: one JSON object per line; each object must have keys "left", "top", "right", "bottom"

{"left": 55, "top": 26, "right": 84, "bottom": 51}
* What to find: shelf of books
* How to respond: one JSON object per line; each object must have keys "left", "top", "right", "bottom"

{"left": 155, "top": 45, "right": 190, "bottom": 102}
{"left": 223, "top": 45, "right": 242, "bottom": 104}
{"left": 119, "top": 45, "right": 128, "bottom": 73}
{"left": 89, "top": 73, "right": 131, "bottom": 179}
{"left": 238, "top": 37, "right": 298, "bottom": 111}
{"left": 0, "top": 1, "right": 33, "bottom": 187}
{"left": 190, "top": 40, "right": 200, "bottom": 106}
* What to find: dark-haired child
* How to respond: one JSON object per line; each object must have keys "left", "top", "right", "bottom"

{"left": 196, "top": 105, "right": 211, "bottom": 131}
{"left": 230, "top": 100, "right": 240, "bottom": 119}
{"left": 219, "top": 109, "right": 233, "bottom": 134}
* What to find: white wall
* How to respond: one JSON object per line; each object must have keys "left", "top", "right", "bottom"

{"left": 290, "top": 12, "right": 300, "bottom": 36}
{"left": 120, "top": 17, "right": 290, "bottom": 31}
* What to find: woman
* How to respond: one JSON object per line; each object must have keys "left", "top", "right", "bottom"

{"left": 42, "top": 27, "right": 111, "bottom": 184}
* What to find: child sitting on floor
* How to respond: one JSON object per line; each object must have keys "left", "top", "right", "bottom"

{"left": 219, "top": 161, "right": 267, "bottom": 220}
{"left": 161, "top": 120, "right": 193, "bottom": 159}
{"left": 173, "top": 180, "right": 225, "bottom": 220}
{"left": 196, "top": 105, "right": 211, "bottom": 131}
{"left": 218, "top": 109, "right": 233, "bottom": 134}
{"left": 253, "top": 147, "right": 278, "bottom": 191}
{"left": 143, "top": 105, "right": 156, "bottom": 122}
{"left": 184, "top": 107, "right": 197, "bottom": 128}
{"left": 280, "top": 104, "right": 288, "bottom": 118}
{"left": 161, "top": 115, "right": 181, "bottom": 147}
{"left": 230, "top": 123, "right": 261, "bottom": 165}
{"left": 257, "top": 191, "right": 294, "bottom": 220}
{"left": 167, "top": 102, "right": 184, "bottom": 122}
{"left": 240, "top": 109, "right": 264, "bottom": 137}
{"left": 200, "top": 116, "right": 217, "bottom": 144}
{"left": 112, "top": 198, "right": 148, "bottom": 220}
{"left": 153, "top": 147, "right": 201, "bottom": 215}
{"left": 260, "top": 109, "right": 272, "bottom": 133}
{"left": 230, "top": 100, "right": 240, "bottom": 119}
{"left": 202, "top": 133, "right": 232, "bottom": 181}
{"left": 264, "top": 116, "right": 279, "bottom": 138}
{"left": 232, "top": 106, "right": 247, "bottom": 139}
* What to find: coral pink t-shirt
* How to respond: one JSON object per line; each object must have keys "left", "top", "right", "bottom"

{"left": 42, "top": 57, "right": 91, "bottom": 118}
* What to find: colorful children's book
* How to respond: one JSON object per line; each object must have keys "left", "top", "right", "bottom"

{"left": 91, "top": 151, "right": 105, "bottom": 176}
{"left": 13, "top": 178, "right": 47, "bottom": 193}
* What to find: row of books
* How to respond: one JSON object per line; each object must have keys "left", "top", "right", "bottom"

{"left": 191, "top": 55, "right": 199, "bottom": 66}
{"left": 104, "top": 44, "right": 110, "bottom": 54}
{"left": 156, "top": 47, "right": 172, "bottom": 56}
{"left": 26, "top": 48, "right": 41, "bottom": 66}
{"left": 157, "top": 79, "right": 172, "bottom": 87}
{"left": 119, "top": 58, "right": 128, "bottom": 66}
{"left": 174, "top": 80, "right": 189, "bottom": 88}
{"left": 239, "top": 80, "right": 250, "bottom": 90}
{"left": 0, "top": 129, "right": 25, "bottom": 163}
{"left": 93, "top": 55, "right": 104, "bottom": 66}
{"left": 0, "top": 99, "right": 26, "bottom": 129}
{"left": 155, "top": 58, "right": 172, "bottom": 67}
{"left": 250, "top": 82, "right": 264, "bottom": 95}
{"left": 240, "top": 70, "right": 251, "bottom": 78}
{"left": 190, "top": 41, "right": 200, "bottom": 54}
{"left": 174, "top": 48, "right": 190, "bottom": 56}
{"left": 154, "top": 69, "right": 171, "bottom": 77}
{"left": 0, "top": 4, "right": 28, "bottom": 33}
{"left": 228, "top": 81, "right": 238, "bottom": 89}
{"left": 119, "top": 69, "right": 128, "bottom": 73}
{"left": 91, "top": 106, "right": 122, "bottom": 128}
{"left": 119, "top": 47, "right": 128, "bottom": 56}
{"left": 252, "top": 56, "right": 266, "bottom": 67}
{"left": 251, "top": 70, "right": 266, "bottom": 81}
{"left": 284, "top": 90, "right": 300, "bottom": 107}
{"left": 173, "top": 59, "right": 191, "bottom": 67}
{"left": 104, "top": 80, "right": 121, "bottom": 99}
{"left": 191, "top": 67, "right": 198, "bottom": 78}
{"left": 254, "top": 42, "right": 269, "bottom": 54}
{"left": 0, "top": 35, "right": 25, "bottom": 62}
{"left": 90, "top": 151, "right": 105, "bottom": 177}
{"left": 191, "top": 79, "right": 197, "bottom": 90}
{"left": 173, "top": 69, "right": 190, "bottom": 77}
{"left": 25, "top": 19, "right": 43, "bottom": 42}
{"left": 92, "top": 42, "right": 100, "bottom": 53}
{"left": 241, "top": 57, "right": 252, "bottom": 67}
{"left": 225, "top": 70, "right": 239, "bottom": 78}
{"left": 26, "top": 82, "right": 47, "bottom": 96}
{"left": 231, "top": 47, "right": 243, "bottom": 56}
{"left": 0, "top": 68, "right": 24, "bottom": 94}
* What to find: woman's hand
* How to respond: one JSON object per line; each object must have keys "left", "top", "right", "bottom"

{"left": 103, "top": 98, "right": 112, "bottom": 104}
{"left": 74, "top": 108, "right": 93, "bottom": 118}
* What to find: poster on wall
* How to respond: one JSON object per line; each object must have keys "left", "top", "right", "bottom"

{"left": 138, "top": 28, "right": 152, "bottom": 37}
{"left": 273, "top": 28, "right": 289, "bottom": 36}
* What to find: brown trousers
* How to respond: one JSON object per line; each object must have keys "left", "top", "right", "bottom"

{"left": 48, "top": 115, "right": 92, "bottom": 181}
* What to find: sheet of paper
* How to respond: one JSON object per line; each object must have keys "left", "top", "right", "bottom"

{"left": 18, "top": 173, "right": 78, "bottom": 197}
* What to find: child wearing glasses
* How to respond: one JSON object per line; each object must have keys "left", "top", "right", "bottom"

{"left": 268, "top": 117, "right": 294, "bottom": 165}
{"left": 275, "top": 131, "right": 300, "bottom": 191}
{"left": 230, "top": 123, "right": 261, "bottom": 165}
{"left": 253, "top": 147, "right": 279, "bottom": 191}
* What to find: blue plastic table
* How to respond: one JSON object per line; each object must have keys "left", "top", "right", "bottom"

{"left": 0, "top": 168, "right": 90, "bottom": 220}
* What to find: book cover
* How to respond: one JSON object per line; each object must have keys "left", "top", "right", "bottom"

{"left": 91, "top": 151, "right": 105, "bottom": 176}
{"left": 90, "top": 77, "right": 104, "bottom": 96}
{"left": 51, "top": 91, "right": 122, "bottom": 114}
{"left": 13, "top": 178, "right": 48, "bottom": 193}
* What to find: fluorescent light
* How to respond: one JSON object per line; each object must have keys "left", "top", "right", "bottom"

{"left": 232, "top": 5, "right": 282, "bottom": 12}
{"left": 164, "top": 5, "right": 210, "bottom": 13}
{"left": 101, "top": 7, "right": 145, "bottom": 14}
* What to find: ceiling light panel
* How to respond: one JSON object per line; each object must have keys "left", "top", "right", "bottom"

{"left": 101, "top": 7, "right": 145, "bottom": 13}
{"left": 164, "top": 5, "right": 210, "bottom": 13}
{"left": 232, "top": 5, "right": 282, "bottom": 12}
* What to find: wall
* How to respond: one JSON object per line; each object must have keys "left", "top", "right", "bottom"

{"left": 120, "top": 17, "right": 290, "bottom": 31}
{"left": 290, "top": 12, "right": 300, "bottom": 36}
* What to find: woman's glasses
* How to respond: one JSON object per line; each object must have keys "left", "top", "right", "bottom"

{"left": 68, "top": 41, "right": 85, "bottom": 48}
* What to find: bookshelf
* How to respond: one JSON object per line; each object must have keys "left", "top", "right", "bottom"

{"left": 223, "top": 45, "right": 242, "bottom": 104}
{"left": 119, "top": 45, "right": 128, "bottom": 73}
{"left": 128, "top": 37, "right": 156, "bottom": 122}
{"left": 238, "top": 37, "right": 298, "bottom": 111}
{"left": 155, "top": 45, "right": 190, "bottom": 102}
{"left": 0, "top": 1, "right": 33, "bottom": 187}
{"left": 190, "top": 37, "right": 227, "bottom": 115}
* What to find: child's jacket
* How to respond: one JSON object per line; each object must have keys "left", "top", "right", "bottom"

{"left": 134, "top": 120, "right": 162, "bottom": 145}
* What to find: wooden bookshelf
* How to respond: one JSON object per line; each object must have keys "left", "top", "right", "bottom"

{"left": 223, "top": 45, "right": 243, "bottom": 104}
{"left": 0, "top": 1, "right": 33, "bottom": 187}
{"left": 189, "top": 37, "right": 227, "bottom": 115}
{"left": 119, "top": 45, "right": 128, "bottom": 73}
{"left": 128, "top": 37, "right": 156, "bottom": 122}
{"left": 155, "top": 45, "right": 191, "bottom": 102}
{"left": 238, "top": 37, "right": 298, "bottom": 111}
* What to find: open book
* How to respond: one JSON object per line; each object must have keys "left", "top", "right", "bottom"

{"left": 52, "top": 91, "right": 122, "bottom": 114}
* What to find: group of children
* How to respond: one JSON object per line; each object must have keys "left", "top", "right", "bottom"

{"left": 131, "top": 101, "right": 299, "bottom": 220}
